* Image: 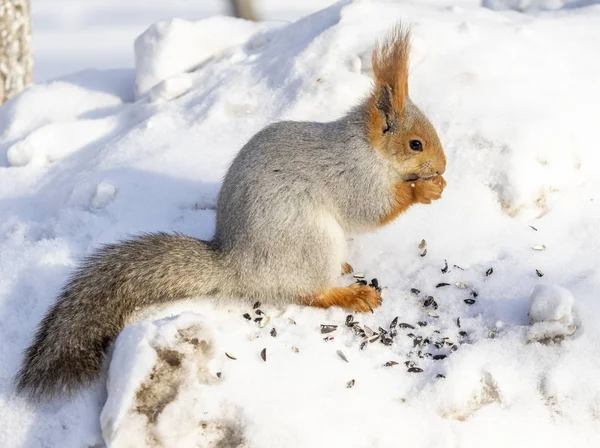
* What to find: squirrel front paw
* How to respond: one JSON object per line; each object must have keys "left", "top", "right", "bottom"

{"left": 412, "top": 175, "right": 446, "bottom": 204}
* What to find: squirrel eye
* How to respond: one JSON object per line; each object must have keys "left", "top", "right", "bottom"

{"left": 409, "top": 140, "right": 423, "bottom": 152}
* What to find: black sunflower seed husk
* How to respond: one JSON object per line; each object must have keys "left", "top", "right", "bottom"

{"left": 381, "top": 337, "right": 393, "bottom": 346}
{"left": 345, "top": 315, "right": 354, "bottom": 326}
{"left": 253, "top": 301, "right": 261, "bottom": 309}
{"left": 410, "top": 288, "right": 421, "bottom": 295}
{"left": 390, "top": 317, "right": 399, "bottom": 330}
{"left": 399, "top": 323, "right": 415, "bottom": 329}
{"left": 464, "top": 299, "right": 476, "bottom": 305}
{"left": 408, "top": 367, "right": 423, "bottom": 373}
{"left": 321, "top": 324, "right": 338, "bottom": 334}
{"left": 433, "top": 354, "right": 447, "bottom": 360}
{"left": 243, "top": 313, "right": 252, "bottom": 320}
{"left": 441, "top": 259, "right": 449, "bottom": 274}
{"left": 486, "top": 267, "right": 494, "bottom": 277}
{"left": 436, "top": 283, "right": 450, "bottom": 288}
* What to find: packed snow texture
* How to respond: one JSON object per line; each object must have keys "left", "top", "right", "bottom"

{"left": 3, "top": 1, "right": 600, "bottom": 447}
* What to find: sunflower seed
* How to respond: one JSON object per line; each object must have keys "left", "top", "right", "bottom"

{"left": 216, "top": 372, "right": 222, "bottom": 378}
{"left": 253, "top": 301, "right": 261, "bottom": 309}
{"left": 337, "top": 350, "right": 349, "bottom": 363}
{"left": 287, "top": 318, "right": 296, "bottom": 325}
{"left": 260, "top": 348, "right": 267, "bottom": 362}
{"left": 417, "top": 321, "right": 427, "bottom": 327}
{"left": 408, "top": 367, "right": 424, "bottom": 373}
{"left": 536, "top": 269, "right": 544, "bottom": 277}
{"left": 418, "top": 239, "right": 427, "bottom": 250}
{"left": 345, "top": 315, "right": 354, "bottom": 326}
{"left": 225, "top": 352, "right": 237, "bottom": 360}
{"left": 389, "top": 317, "right": 399, "bottom": 330}
{"left": 255, "top": 309, "right": 264, "bottom": 315}
{"left": 464, "top": 299, "right": 476, "bottom": 305}
{"left": 321, "top": 324, "right": 338, "bottom": 334}
{"left": 259, "top": 316, "right": 270, "bottom": 328}
{"left": 254, "top": 317, "right": 263, "bottom": 323}
{"left": 410, "top": 288, "right": 421, "bottom": 295}
{"left": 428, "top": 312, "right": 440, "bottom": 318}
{"left": 459, "top": 331, "right": 468, "bottom": 337}
{"left": 423, "top": 296, "right": 435, "bottom": 307}
{"left": 455, "top": 282, "right": 469, "bottom": 289}
{"left": 486, "top": 267, "right": 494, "bottom": 277}
{"left": 441, "top": 259, "right": 449, "bottom": 274}
{"left": 399, "top": 323, "right": 415, "bottom": 329}
{"left": 292, "top": 346, "right": 299, "bottom": 353}
{"left": 457, "top": 317, "right": 461, "bottom": 328}
{"left": 346, "top": 379, "right": 355, "bottom": 388}
{"left": 270, "top": 328, "right": 277, "bottom": 337}
{"left": 370, "top": 278, "right": 379, "bottom": 289}
{"left": 367, "top": 334, "right": 380, "bottom": 343}
{"left": 379, "top": 327, "right": 388, "bottom": 335}
{"left": 436, "top": 282, "right": 450, "bottom": 288}
{"left": 404, "top": 360, "right": 416, "bottom": 368}
{"left": 532, "top": 244, "right": 547, "bottom": 251}
{"left": 433, "top": 354, "right": 447, "bottom": 360}
{"left": 363, "top": 325, "right": 375, "bottom": 337}
{"left": 381, "top": 337, "right": 393, "bottom": 346}
{"left": 420, "top": 248, "right": 427, "bottom": 257}
{"left": 436, "top": 374, "right": 446, "bottom": 379}
{"left": 243, "top": 313, "right": 252, "bottom": 320}
{"left": 353, "top": 273, "right": 365, "bottom": 279}
{"left": 359, "top": 341, "right": 367, "bottom": 350}
{"left": 384, "top": 361, "right": 399, "bottom": 367}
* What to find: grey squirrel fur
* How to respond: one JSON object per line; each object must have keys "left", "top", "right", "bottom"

{"left": 15, "top": 27, "right": 446, "bottom": 401}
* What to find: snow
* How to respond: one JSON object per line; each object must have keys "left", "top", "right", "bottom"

{"left": 2, "top": 0, "right": 600, "bottom": 447}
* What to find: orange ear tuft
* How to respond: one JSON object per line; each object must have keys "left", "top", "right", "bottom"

{"left": 366, "top": 26, "right": 411, "bottom": 147}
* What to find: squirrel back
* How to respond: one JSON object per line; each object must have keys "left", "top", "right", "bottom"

{"left": 16, "top": 26, "right": 446, "bottom": 401}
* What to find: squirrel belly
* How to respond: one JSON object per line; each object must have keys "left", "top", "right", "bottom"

{"left": 16, "top": 26, "right": 447, "bottom": 401}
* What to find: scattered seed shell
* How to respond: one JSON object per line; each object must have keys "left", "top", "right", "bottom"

{"left": 418, "top": 321, "right": 427, "bottom": 327}
{"left": 346, "top": 379, "right": 355, "bottom": 388}
{"left": 353, "top": 273, "right": 365, "bottom": 279}
{"left": 418, "top": 239, "right": 427, "bottom": 250}
{"left": 337, "top": 350, "right": 349, "bottom": 363}
{"left": 384, "top": 361, "right": 399, "bottom": 367}
{"left": 323, "top": 336, "right": 334, "bottom": 342}
{"left": 532, "top": 244, "right": 547, "bottom": 251}
{"left": 359, "top": 341, "right": 367, "bottom": 350}
{"left": 433, "top": 354, "right": 447, "bottom": 360}
{"left": 464, "top": 299, "right": 476, "bottom": 305}
{"left": 381, "top": 337, "right": 393, "bottom": 346}
{"left": 436, "top": 374, "right": 446, "bottom": 379}
{"left": 536, "top": 269, "right": 544, "bottom": 277}
{"left": 436, "top": 282, "right": 450, "bottom": 288}
{"left": 410, "top": 288, "right": 421, "bottom": 295}
{"left": 530, "top": 225, "right": 538, "bottom": 231}
{"left": 253, "top": 301, "right": 261, "bottom": 309}
{"left": 270, "top": 328, "right": 277, "bottom": 337}
{"left": 292, "top": 346, "right": 299, "bottom": 353}
{"left": 260, "top": 348, "right": 267, "bottom": 362}
{"left": 441, "top": 259, "right": 449, "bottom": 274}
{"left": 243, "top": 313, "right": 252, "bottom": 320}
{"left": 420, "top": 248, "right": 427, "bottom": 257}
{"left": 345, "top": 315, "right": 354, "bottom": 326}
{"left": 390, "top": 317, "right": 399, "bottom": 329}
{"left": 456, "top": 317, "right": 461, "bottom": 328}
{"left": 363, "top": 325, "right": 375, "bottom": 337}
{"left": 367, "top": 334, "right": 380, "bottom": 343}
{"left": 408, "top": 367, "right": 424, "bottom": 373}
{"left": 287, "top": 318, "right": 296, "bottom": 325}
{"left": 428, "top": 312, "right": 440, "bottom": 318}
{"left": 320, "top": 324, "right": 338, "bottom": 334}
{"left": 486, "top": 267, "right": 494, "bottom": 277}
{"left": 225, "top": 352, "right": 237, "bottom": 360}
{"left": 216, "top": 372, "right": 222, "bottom": 378}
{"left": 455, "top": 282, "right": 469, "bottom": 289}
{"left": 399, "top": 323, "right": 415, "bottom": 329}
{"left": 259, "top": 316, "right": 270, "bottom": 328}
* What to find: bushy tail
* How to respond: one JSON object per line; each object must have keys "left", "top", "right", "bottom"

{"left": 15, "top": 233, "right": 226, "bottom": 401}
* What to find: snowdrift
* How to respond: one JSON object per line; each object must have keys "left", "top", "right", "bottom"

{"left": 1, "top": 1, "right": 600, "bottom": 447}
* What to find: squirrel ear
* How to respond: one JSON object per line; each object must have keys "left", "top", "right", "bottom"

{"left": 375, "top": 84, "right": 398, "bottom": 134}
{"left": 370, "top": 26, "right": 410, "bottom": 135}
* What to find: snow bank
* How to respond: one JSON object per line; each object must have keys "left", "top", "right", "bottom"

{"left": 483, "top": 0, "right": 600, "bottom": 11}
{"left": 2, "top": 1, "right": 600, "bottom": 447}
{"left": 134, "top": 16, "right": 261, "bottom": 99}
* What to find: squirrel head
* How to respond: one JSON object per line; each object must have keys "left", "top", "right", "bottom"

{"left": 366, "top": 27, "right": 446, "bottom": 182}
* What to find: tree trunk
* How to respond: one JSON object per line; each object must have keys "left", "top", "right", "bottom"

{"left": 229, "top": 0, "right": 258, "bottom": 21}
{"left": 0, "top": 0, "right": 33, "bottom": 104}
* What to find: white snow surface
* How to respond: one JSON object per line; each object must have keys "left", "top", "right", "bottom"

{"left": 3, "top": 1, "right": 600, "bottom": 447}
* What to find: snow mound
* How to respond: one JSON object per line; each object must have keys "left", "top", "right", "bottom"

{"left": 134, "top": 16, "right": 261, "bottom": 99}
{"left": 2, "top": 1, "right": 600, "bottom": 447}
{"left": 483, "top": 0, "right": 600, "bottom": 11}
{"left": 527, "top": 284, "right": 577, "bottom": 343}
{"left": 101, "top": 313, "right": 245, "bottom": 448}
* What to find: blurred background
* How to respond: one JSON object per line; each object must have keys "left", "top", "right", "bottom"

{"left": 32, "top": 0, "right": 342, "bottom": 81}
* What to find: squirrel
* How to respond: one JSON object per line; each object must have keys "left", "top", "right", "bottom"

{"left": 15, "top": 26, "right": 446, "bottom": 401}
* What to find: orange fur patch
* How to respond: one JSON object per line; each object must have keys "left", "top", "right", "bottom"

{"left": 378, "top": 181, "right": 415, "bottom": 226}
{"left": 303, "top": 284, "right": 382, "bottom": 313}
